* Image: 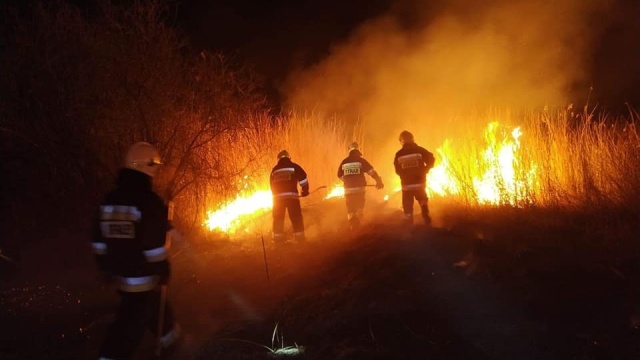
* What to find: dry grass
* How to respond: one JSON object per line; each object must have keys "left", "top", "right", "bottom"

{"left": 426, "top": 107, "right": 640, "bottom": 212}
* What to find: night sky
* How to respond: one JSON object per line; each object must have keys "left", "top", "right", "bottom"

{"left": 173, "top": 0, "right": 390, "bottom": 88}
{"left": 3, "top": 0, "right": 639, "bottom": 110}
{"left": 172, "top": 0, "right": 640, "bottom": 111}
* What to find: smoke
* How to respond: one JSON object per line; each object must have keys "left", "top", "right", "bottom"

{"left": 282, "top": 0, "right": 617, "bottom": 155}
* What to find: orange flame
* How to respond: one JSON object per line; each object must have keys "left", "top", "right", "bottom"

{"left": 205, "top": 122, "right": 536, "bottom": 233}
{"left": 324, "top": 185, "right": 344, "bottom": 199}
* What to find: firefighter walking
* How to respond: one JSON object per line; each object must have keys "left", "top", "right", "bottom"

{"left": 394, "top": 131, "right": 436, "bottom": 225}
{"left": 269, "top": 150, "right": 310, "bottom": 243}
{"left": 91, "top": 142, "right": 180, "bottom": 359}
{"left": 337, "top": 142, "right": 384, "bottom": 230}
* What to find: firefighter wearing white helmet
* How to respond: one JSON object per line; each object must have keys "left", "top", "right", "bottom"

{"left": 269, "top": 150, "right": 310, "bottom": 243}
{"left": 394, "top": 131, "right": 435, "bottom": 225}
{"left": 337, "top": 142, "right": 384, "bottom": 230}
{"left": 124, "top": 141, "right": 163, "bottom": 177}
{"left": 92, "top": 141, "right": 180, "bottom": 359}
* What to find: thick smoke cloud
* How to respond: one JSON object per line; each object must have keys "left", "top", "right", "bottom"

{"left": 282, "top": 0, "right": 618, "bottom": 152}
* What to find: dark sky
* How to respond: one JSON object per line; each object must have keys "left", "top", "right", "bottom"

{"left": 173, "top": 0, "right": 640, "bottom": 111}
{"left": 3, "top": 0, "right": 639, "bottom": 110}
{"left": 173, "top": 0, "right": 391, "bottom": 87}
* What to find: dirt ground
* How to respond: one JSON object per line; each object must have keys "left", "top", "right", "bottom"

{"left": 1, "top": 196, "right": 640, "bottom": 360}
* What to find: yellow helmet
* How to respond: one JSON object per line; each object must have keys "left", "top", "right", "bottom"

{"left": 348, "top": 142, "right": 359, "bottom": 152}
{"left": 399, "top": 130, "right": 414, "bottom": 144}
{"left": 277, "top": 150, "right": 290, "bottom": 159}
{"left": 125, "top": 142, "right": 162, "bottom": 177}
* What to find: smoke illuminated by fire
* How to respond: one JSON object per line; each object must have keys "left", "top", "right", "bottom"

{"left": 205, "top": 121, "right": 534, "bottom": 233}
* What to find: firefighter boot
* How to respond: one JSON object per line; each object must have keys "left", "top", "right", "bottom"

{"left": 403, "top": 213, "right": 413, "bottom": 226}
{"left": 294, "top": 232, "right": 307, "bottom": 244}
{"left": 347, "top": 212, "right": 360, "bottom": 231}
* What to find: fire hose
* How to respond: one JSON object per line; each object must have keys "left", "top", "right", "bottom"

{"left": 298, "top": 185, "right": 327, "bottom": 197}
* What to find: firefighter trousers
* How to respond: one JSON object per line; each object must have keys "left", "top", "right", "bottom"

{"left": 345, "top": 192, "right": 366, "bottom": 228}
{"left": 272, "top": 197, "right": 305, "bottom": 240}
{"left": 99, "top": 288, "right": 176, "bottom": 359}
{"left": 401, "top": 189, "right": 430, "bottom": 224}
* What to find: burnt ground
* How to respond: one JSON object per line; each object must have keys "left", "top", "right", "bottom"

{"left": 1, "top": 196, "right": 640, "bottom": 360}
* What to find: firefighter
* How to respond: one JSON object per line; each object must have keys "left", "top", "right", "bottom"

{"left": 269, "top": 150, "right": 310, "bottom": 243}
{"left": 91, "top": 142, "right": 180, "bottom": 359}
{"left": 393, "top": 131, "right": 435, "bottom": 225}
{"left": 337, "top": 142, "right": 384, "bottom": 230}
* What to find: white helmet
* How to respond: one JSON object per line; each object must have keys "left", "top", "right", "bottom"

{"left": 125, "top": 142, "right": 162, "bottom": 177}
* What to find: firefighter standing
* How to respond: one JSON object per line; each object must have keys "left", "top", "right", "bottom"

{"left": 337, "top": 142, "right": 384, "bottom": 229}
{"left": 269, "top": 150, "right": 310, "bottom": 243}
{"left": 91, "top": 142, "right": 180, "bottom": 359}
{"left": 394, "top": 131, "right": 435, "bottom": 225}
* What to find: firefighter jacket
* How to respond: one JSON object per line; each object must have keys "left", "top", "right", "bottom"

{"left": 91, "top": 168, "right": 170, "bottom": 293}
{"left": 337, "top": 150, "right": 381, "bottom": 194}
{"left": 270, "top": 158, "right": 309, "bottom": 199}
{"left": 394, "top": 143, "right": 435, "bottom": 191}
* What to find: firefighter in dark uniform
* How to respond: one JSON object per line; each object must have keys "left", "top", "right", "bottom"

{"left": 269, "top": 150, "right": 310, "bottom": 243}
{"left": 394, "top": 131, "right": 435, "bottom": 225}
{"left": 91, "top": 142, "right": 180, "bottom": 360}
{"left": 337, "top": 142, "right": 384, "bottom": 230}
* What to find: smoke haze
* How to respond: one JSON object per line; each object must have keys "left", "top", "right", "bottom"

{"left": 282, "top": 0, "right": 618, "bottom": 162}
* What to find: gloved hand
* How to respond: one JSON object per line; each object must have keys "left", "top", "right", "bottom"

{"left": 376, "top": 182, "right": 384, "bottom": 190}
{"left": 300, "top": 189, "right": 310, "bottom": 197}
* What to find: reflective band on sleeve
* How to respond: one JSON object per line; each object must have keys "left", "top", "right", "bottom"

{"left": 100, "top": 205, "right": 142, "bottom": 221}
{"left": 367, "top": 169, "right": 376, "bottom": 175}
{"left": 299, "top": 178, "right": 308, "bottom": 186}
{"left": 116, "top": 276, "right": 159, "bottom": 292}
{"left": 91, "top": 242, "right": 107, "bottom": 255}
{"left": 143, "top": 246, "right": 167, "bottom": 262}
{"left": 272, "top": 167, "right": 295, "bottom": 174}
{"left": 402, "top": 183, "right": 425, "bottom": 191}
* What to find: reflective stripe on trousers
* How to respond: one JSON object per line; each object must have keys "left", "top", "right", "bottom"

{"left": 116, "top": 276, "right": 159, "bottom": 292}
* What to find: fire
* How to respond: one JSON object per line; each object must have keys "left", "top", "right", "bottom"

{"left": 324, "top": 185, "right": 344, "bottom": 199}
{"left": 426, "top": 122, "right": 536, "bottom": 205}
{"left": 204, "top": 121, "right": 535, "bottom": 233}
{"left": 204, "top": 189, "right": 272, "bottom": 232}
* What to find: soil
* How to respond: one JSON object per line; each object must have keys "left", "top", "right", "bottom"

{"left": 1, "top": 197, "right": 640, "bottom": 360}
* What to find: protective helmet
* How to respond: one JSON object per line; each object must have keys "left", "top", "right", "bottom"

{"left": 125, "top": 141, "right": 162, "bottom": 177}
{"left": 348, "top": 141, "right": 362, "bottom": 156}
{"left": 277, "top": 150, "right": 290, "bottom": 160}
{"left": 399, "top": 130, "right": 414, "bottom": 144}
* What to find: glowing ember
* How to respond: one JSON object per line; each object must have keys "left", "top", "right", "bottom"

{"left": 204, "top": 190, "right": 272, "bottom": 232}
